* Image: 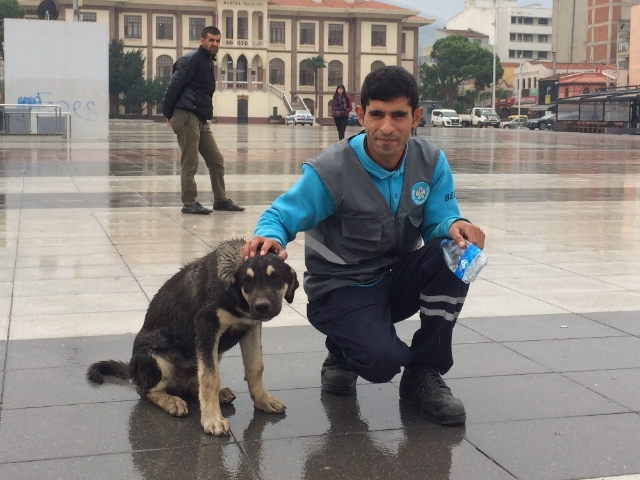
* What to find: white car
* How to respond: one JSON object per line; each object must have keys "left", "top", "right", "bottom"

{"left": 285, "top": 110, "right": 314, "bottom": 126}
{"left": 431, "top": 109, "right": 462, "bottom": 127}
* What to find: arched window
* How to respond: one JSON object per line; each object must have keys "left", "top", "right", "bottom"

{"left": 269, "top": 58, "right": 285, "bottom": 85}
{"left": 582, "top": 87, "right": 591, "bottom": 94}
{"left": 237, "top": 55, "right": 247, "bottom": 82}
{"left": 304, "top": 98, "right": 315, "bottom": 115}
{"left": 371, "top": 60, "right": 385, "bottom": 72}
{"left": 564, "top": 87, "right": 569, "bottom": 97}
{"left": 299, "top": 59, "right": 314, "bottom": 86}
{"left": 225, "top": 55, "right": 234, "bottom": 82}
{"left": 328, "top": 60, "right": 343, "bottom": 87}
{"left": 156, "top": 55, "right": 173, "bottom": 80}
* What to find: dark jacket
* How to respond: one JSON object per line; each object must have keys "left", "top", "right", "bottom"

{"left": 162, "top": 46, "right": 216, "bottom": 123}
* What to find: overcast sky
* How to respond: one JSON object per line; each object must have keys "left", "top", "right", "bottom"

{"left": 384, "top": 0, "right": 553, "bottom": 47}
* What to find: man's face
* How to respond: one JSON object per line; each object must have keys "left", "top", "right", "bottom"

{"left": 356, "top": 97, "right": 423, "bottom": 170}
{"left": 201, "top": 33, "right": 221, "bottom": 55}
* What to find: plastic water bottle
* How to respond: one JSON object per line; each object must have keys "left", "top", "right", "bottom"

{"left": 441, "top": 239, "right": 488, "bottom": 284}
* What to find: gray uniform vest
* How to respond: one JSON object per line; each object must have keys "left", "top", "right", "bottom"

{"left": 303, "top": 136, "right": 441, "bottom": 299}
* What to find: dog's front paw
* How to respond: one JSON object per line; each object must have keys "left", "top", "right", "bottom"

{"left": 201, "top": 416, "right": 231, "bottom": 436}
{"left": 218, "top": 387, "right": 236, "bottom": 404}
{"left": 253, "top": 393, "right": 286, "bottom": 414}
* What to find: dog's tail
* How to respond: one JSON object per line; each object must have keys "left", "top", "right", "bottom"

{"left": 86, "top": 360, "right": 130, "bottom": 384}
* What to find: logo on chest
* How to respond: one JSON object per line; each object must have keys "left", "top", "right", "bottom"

{"left": 410, "top": 182, "right": 430, "bottom": 205}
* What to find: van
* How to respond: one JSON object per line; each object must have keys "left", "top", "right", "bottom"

{"left": 431, "top": 109, "right": 462, "bottom": 127}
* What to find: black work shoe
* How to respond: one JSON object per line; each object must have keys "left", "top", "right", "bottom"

{"left": 213, "top": 199, "right": 245, "bottom": 211}
{"left": 181, "top": 202, "right": 212, "bottom": 215}
{"left": 321, "top": 354, "right": 357, "bottom": 395}
{"left": 399, "top": 365, "right": 466, "bottom": 425}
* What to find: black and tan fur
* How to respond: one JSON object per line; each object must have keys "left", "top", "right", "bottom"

{"left": 87, "top": 238, "right": 298, "bottom": 436}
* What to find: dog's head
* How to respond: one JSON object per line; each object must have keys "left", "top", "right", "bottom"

{"left": 218, "top": 242, "right": 299, "bottom": 321}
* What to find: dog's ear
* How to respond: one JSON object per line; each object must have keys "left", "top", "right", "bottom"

{"left": 226, "top": 276, "right": 246, "bottom": 309}
{"left": 284, "top": 265, "right": 299, "bottom": 304}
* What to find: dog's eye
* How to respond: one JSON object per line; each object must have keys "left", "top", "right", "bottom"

{"left": 271, "top": 274, "right": 279, "bottom": 280}
{"left": 243, "top": 278, "right": 252, "bottom": 285}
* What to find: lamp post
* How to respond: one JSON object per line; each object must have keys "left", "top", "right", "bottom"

{"left": 517, "top": 54, "right": 522, "bottom": 124}
{"left": 492, "top": 0, "right": 497, "bottom": 111}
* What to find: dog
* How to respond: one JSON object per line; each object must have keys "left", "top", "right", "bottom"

{"left": 87, "top": 238, "right": 298, "bottom": 436}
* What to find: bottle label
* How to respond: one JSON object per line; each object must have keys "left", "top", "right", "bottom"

{"left": 454, "top": 244, "right": 481, "bottom": 280}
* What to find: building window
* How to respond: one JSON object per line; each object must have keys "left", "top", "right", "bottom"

{"left": 189, "top": 18, "right": 205, "bottom": 41}
{"left": 510, "top": 33, "right": 516, "bottom": 41}
{"left": 328, "top": 60, "right": 343, "bottom": 86}
{"left": 538, "top": 18, "right": 549, "bottom": 25}
{"left": 299, "top": 59, "right": 314, "bottom": 86}
{"left": 238, "top": 17, "right": 248, "bottom": 40}
{"left": 223, "top": 55, "right": 234, "bottom": 82}
{"left": 371, "top": 60, "right": 385, "bottom": 72}
{"left": 81, "top": 12, "right": 96, "bottom": 22}
{"left": 328, "top": 24, "right": 343, "bottom": 46}
{"left": 300, "top": 22, "right": 315, "bottom": 45}
{"left": 523, "top": 34, "right": 533, "bottom": 42}
{"left": 124, "top": 15, "right": 142, "bottom": 39}
{"left": 156, "top": 16, "right": 173, "bottom": 40}
{"left": 619, "top": 61, "right": 628, "bottom": 70}
{"left": 225, "top": 16, "right": 233, "bottom": 39}
{"left": 523, "top": 17, "right": 533, "bottom": 24}
{"left": 156, "top": 55, "right": 173, "bottom": 80}
{"left": 509, "top": 50, "right": 515, "bottom": 58}
{"left": 371, "top": 25, "right": 386, "bottom": 47}
{"left": 269, "top": 58, "right": 285, "bottom": 84}
{"left": 523, "top": 50, "right": 533, "bottom": 58}
{"left": 402, "top": 32, "right": 406, "bottom": 54}
{"left": 518, "top": 17, "right": 523, "bottom": 24}
{"left": 583, "top": 87, "right": 591, "bottom": 94}
{"left": 538, "top": 51, "right": 548, "bottom": 59}
{"left": 237, "top": 55, "right": 247, "bottom": 82}
{"left": 564, "top": 87, "right": 569, "bottom": 97}
{"left": 270, "top": 21, "right": 285, "bottom": 44}
{"left": 538, "top": 34, "right": 548, "bottom": 43}
{"left": 511, "top": 16, "right": 516, "bottom": 24}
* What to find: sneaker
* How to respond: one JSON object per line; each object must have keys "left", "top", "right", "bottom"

{"left": 181, "top": 202, "right": 212, "bottom": 215}
{"left": 321, "top": 354, "right": 357, "bottom": 395}
{"left": 399, "top": 365, "right": 466, "bottom": 425}
{"left": 213, "top": 199, "right": 245, "bottom": 212}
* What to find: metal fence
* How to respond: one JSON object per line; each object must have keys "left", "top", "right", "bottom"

{"left": 0, "top": 104, "right": 71, "bottom": 139}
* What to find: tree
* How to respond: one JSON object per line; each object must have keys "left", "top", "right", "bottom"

{"left": 306, "top": 55, "right": 326, "bottom": 118}
{"left": 121, "top": 78, "right": 168, "bottom": 115}
{"left": 419, "top": 35, "right": 503, "bottom": 108}
{"left": 0, "top": 0, "right": 26, "bottom": 59}
{"left": 109, "top": 40, "right": 145, "bottom": 117}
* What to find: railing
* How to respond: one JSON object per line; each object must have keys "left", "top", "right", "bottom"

{"left": 295, "top": 94, "right": 309, "bottom": 112}
{"left": 268, "top": 84, "right": 294, "bottom": 113}
{"left": 223, "top": 38, "right": 264, "bottom": 48}
{"left": 0, "top": 104, "right": 70, "bottom": 138}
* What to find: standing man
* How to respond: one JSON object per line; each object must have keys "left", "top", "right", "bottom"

{"left": 162, "top": 26, "right": 244, "bottom": 215}
{"left": 243, "top": 66, "right": 485, "bottom": 426}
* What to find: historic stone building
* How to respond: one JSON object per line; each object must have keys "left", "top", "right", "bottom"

{"left": 21, "top": 0, "right": 430, "bottom": 123}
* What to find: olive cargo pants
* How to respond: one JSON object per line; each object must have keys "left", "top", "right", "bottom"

{"left": 170, "top": 108, "right": 226, "bottom": 206}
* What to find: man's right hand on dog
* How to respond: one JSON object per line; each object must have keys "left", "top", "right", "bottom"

{"left": 243, "top": 236, "right": 287, "bottom": 260}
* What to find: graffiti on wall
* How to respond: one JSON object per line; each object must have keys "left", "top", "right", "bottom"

{"left": 17, "top": 92, "right": 99, "bottom": 121}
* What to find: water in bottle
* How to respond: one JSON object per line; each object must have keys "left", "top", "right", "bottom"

{"left": 441, "top": 239, "right": 488, "bottom": 284}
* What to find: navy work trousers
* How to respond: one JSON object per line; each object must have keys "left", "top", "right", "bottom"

{"left": 307, "top": 238, "right": 469, "bottom": 384}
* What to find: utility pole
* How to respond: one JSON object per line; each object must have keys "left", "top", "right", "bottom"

{"left": 492, "top": 0, "right": 497, "bottom": 111}
{"left": 517, "top": 54, "right": 522, "bottom": 123}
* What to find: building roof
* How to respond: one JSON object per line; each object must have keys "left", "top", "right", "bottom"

{"left": 267, "top": 0, "right": 413, "bottom": 12}
{"left": 436, "top": 28, "right": 489, "bottom": 38}
{"left": 501, "top": 62, "right": 520, "bottom": 68}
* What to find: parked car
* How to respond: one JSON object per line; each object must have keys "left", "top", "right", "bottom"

{"left": 501, "top": 117, "right": 528, "bottom": 129}
{"left": 285, "top": 110, "right": 314, "bottom": 126}
{"left": 459, "top": 108, "right": 501, "bottom": 128}
{"left": 418, "top": 116, "right": 426, "bottom": 127}
{"left": 347, "top": 111, "right": 361, "bottom": 126}
{"left": 527, "top": 114, "right": 556, "bottom": 130}
{"left": 508, "top": 114, "right": 528, "bottom": 121}
{"left": 431, "top": 109, "right": 462, "bottom": 127}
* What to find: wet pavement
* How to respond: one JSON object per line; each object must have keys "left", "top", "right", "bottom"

{"left": 1, "top": 121, "right": 640, "bottom": 479}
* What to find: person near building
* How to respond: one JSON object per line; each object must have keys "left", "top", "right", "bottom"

{"left": 330, "top": 84, "right": 353, "bottom": 141}
{"left": 162, "top": 26, "right": 244, "bottom": 215}
{"left": 242, "top": 66, "right": 485, "bottom": 426}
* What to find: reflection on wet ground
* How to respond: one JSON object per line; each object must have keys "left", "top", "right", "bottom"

{"left": 1, "top": 121, "right": 640, "bottom": 479}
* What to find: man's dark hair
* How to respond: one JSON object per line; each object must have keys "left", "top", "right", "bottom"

{"left": 360, "top": 66, "right": 419, "bottom": 113}
{"left": 202, "top": 26, "right": 221, "bottom": 38}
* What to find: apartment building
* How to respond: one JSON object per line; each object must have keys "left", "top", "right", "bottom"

{"left": 446, "top": 0, "right": 552, "bottom": 62}
{"left": 20, "top": 0, "right": 430, "bottom": 123}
